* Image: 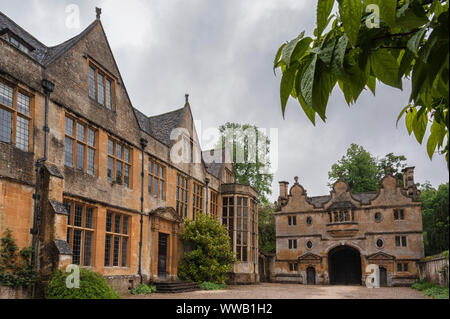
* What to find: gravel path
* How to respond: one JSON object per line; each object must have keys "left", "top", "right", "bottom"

{"left": 124, "top": 283, "right": 430, "bottom": 299}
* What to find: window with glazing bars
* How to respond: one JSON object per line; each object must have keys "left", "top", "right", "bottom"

{"left": 210, "top": 191, "right": 218, "bottom": 217}
{"left": 222, "top": 196, "right": 235, "bottom": 252}
{"left": 64, "top": 115, "right": 96, "bottom": 175}
{"left": 64, "top": 201, "right": 95, "bottom": 266}
{"left": 104, "top": 212, "right": 130, "bottom": 267}
{"left": 0, "top": 81, "right": 32, "bottom": 151}
{"left": 107, "top": 138, "right": 132, "bottom": 187}
{"left": 236, "top": 197, "right": 248, "bottom": 262}
{"left": 148, "top": 159, "right": 165, "bottom": 200}
{"left": 176, "top": 174, "right": 189, "bottom": 217}
{"left": 192, "top": 182, "right": 204, "bottom": 219}
{"left": 88, "top": 64, "right": 113, "bottom": 110}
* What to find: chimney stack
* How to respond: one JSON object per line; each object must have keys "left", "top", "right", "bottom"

{"left": 279, "top": 181, "right": 289, "bottom": 199}
{"left": 402, "top": 167, "right": 416, "bottom": 195}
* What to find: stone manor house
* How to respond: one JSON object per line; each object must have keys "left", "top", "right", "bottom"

{"left": 0, "top": 8, "right": 258, "bottom": 295}
{"left": 273, "top": 169, "right": 425, "bottom": 287}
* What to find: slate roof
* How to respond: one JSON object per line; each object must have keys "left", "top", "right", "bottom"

{"left": 309, "top": 195, "right": 331, "bottom": 208}
{"left": 352, "top": 192, "right": 378, "bottom": 205}
{"left": 202, "top": 149, "right": 227, "bottom": 179}
{"left": 307, "top": 192, "right": 378, "bottom": 208}
{"left": 0, "top": 10, "right": 98, "bottom": 66}
{"left": 146, "top": 107, "right": 187, "bottom": 146}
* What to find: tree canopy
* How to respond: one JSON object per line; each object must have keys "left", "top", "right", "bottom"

{"left": 328, "top": 143, "right": 407, "bottom": 192}
{"left": 274, "top": 0, "right": 449, "bottom": 168}
{"left": 217, "top": 122, "right": 273, "bottom": 205}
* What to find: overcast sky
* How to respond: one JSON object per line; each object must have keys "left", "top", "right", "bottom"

{"left": 1, "top": 0, "right": 448, "bottom": 201}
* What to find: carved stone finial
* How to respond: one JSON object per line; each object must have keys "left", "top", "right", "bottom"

{"left": 294, "top": 176, "right": 299, "bottom": 184}
{"left": 338, "top": 172, "right": 343, "bottom": 179}
{"left": 96, "top": 7, "right": 102, "bottom": 19}
{"left": 386, "top": 166, "right": 392, "bottom": 175}
{"left": 185, "top": 94, "right": 189, "bottom": 104}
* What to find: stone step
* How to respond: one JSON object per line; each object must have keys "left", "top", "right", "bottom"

{"left": 152, "top": 281, "right": 200, "bottom": 293}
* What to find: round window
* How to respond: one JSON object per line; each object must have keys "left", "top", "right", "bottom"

{"left": 376, "top": 239, "right": 384, "bottom": 248}
{"left": 306, "top": 217, "right": 312, "bottom": 225}
{"left": 306, "top": 241, "right": 313, "bottom": 249}
{"left": 375, "top": 212, "right": 382, "bottom": 223}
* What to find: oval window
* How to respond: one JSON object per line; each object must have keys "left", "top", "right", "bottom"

{"left": 376, "top": 239, "right": 384, "bottom": 248}
{"left": 306, "top": 241, "right": 313, "bottom": 249}
{"left": 306, "top": 217, "right": 312, "bottom": 225}
{"left": 375, "top": 212, "right": 382, "bottom": 223}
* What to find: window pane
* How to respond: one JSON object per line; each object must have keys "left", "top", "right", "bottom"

{"left": 148, "top": 175, "right": 152, "bottom": 194}
{"left": 72, "top": 230, "right": 82, "bottom": 265}
{"left": 64, "top": 202, "right": 72, "bottom": 225}
{"left": 17, "top": 92, "right": 30, "bottom": 115}
{"left": 76, "top": 143, "right": 85, "bottom": 170}
{"left": 76, "top": 123, "right": 85, "bottom": 141}
{"left": 124, "top": 148, "right": 130, "bottom": 162}
{"left": 113, "top": 236, "right": 120, "bottom": 266}
{"left": 116, "top": 144, "right": 122, "bottom": 159}
{"left": 153, "top": 177, "right": 158, "bottom": 197}
{"left": 65, "top": 117, "right": 74, "bottom": 136}
{"left": 74, "top": 205, "right": 83, "bottom": 227}
{"left": 64, "top": 137, "right": 73, "bottom": 167}
{"left": 124, "top": 164, "right": 130, "bottom": 187}
{"left": 104, "top": 234, "right": 111, "bottom": 266}
{"left": 121, "top": 237, "right": 128, "bottom": 267}
{"left": 16, "top": 116, "right": 29, "bottom": 151}
{"left": 160, "top": 180, "right": 164, "bottom": 200}
{"left": 0, "top": 108, "right": 12, "bottom": 143}
{"left": 105, "top": 79, "right": 112, "bottom": 110}
{"left": 108, "top": 157, "right": 114, "bottom": 182}
{"left": 395, "top": 236, "right": 400, "bottom": 246}
{"left": 108, "top": 139, "right": 114, "bottom": 155}
{"left": 85, "top": 207, "right": 93, "bottom": 229}
{"left": 402, "top": 236, "right": 407, "bottom": 247}
{"left": 116, "top": 162, "right": 122, "bottom": 184}
{"left": 89, "top": 67, "right": 96, "bottom": 99}
{"left": 87, "top": 128, "right": 95, "bottom": 146}
{"left": 97, "top": 73, "right": 104, "bottom": 105}
{"left": 106, "top": 213, "right": 112, "bottom": 232}
{"left": 84, "top": 231, "right": 92, "bottom": 266}
{"left": 0, "top": 82, "right": 13, "bottom": 107}
{"left": 122, "top": 216, "right": 128, "bottom": 234}
{"left": 67, "top": 228, "right": 71, "bottom": 244}
{"left": 114, "top": 215, "right": 121, "bottom": 233}
{"left": 87, "top": 148, "right": 95, "bottom": 175}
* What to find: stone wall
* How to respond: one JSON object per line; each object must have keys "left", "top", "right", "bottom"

{"left": 417, "top": 255, "right": 449, "bottom": 286}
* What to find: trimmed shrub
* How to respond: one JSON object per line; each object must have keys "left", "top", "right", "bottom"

{"left": 131, "top": 284, "right": 156, "bottom": 295}
{"left": 45, "top": 268, "right": 120, "bottom": 299}
{"left": 199, "top": 281, "right": 227, "bottom": 290}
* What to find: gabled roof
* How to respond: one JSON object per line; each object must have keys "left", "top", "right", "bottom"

{"left": 147, "top": 106, "right": 187, "bottom": 146}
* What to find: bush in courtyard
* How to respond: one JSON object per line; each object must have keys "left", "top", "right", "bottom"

{"left": 0, "top": 229, "right": 37, "bottom": 288}
{"left": 45, "top": 268, "right": 120, "bottom": 299}
{"left": 131, "top": 283, "right": 156, "bottom": 295}
{"left": 412, "top": 279, "right": 449, "bottom": 299}
{"left": 178, "top": 214, "right": 236, "bottom": 284}
{"left": 200, "top": 281, "right": 227, "bottom": 290}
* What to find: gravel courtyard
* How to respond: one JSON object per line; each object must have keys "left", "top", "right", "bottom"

{"left": 125, "top": 283, "right": 430, "bottom": 299}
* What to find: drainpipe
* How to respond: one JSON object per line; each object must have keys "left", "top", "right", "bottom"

{"left": 31, "top": 79, "right": 54, "bottom": 298}
{"left": 138, "top": 137, "right": 148, "bottom": 284}
{"left": 205, "top": 178, "right": 210, "bottom": 215}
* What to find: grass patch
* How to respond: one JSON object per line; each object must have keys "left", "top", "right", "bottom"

{"left": 199, "top": 282, "right": 227, "bottom": 290}
{"left": 131, "top": 284, "right": 157, "bottom": 295}
{"left": 412, "top": 280, "right": 449, "bottom": 299}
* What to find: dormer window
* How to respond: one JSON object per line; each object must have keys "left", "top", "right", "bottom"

{"left": 88, "top": 63, "right": 113, "bottom": 110}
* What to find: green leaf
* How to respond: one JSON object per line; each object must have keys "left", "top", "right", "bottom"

{"left": 396, "top": 105, "right": 410, "bottom": 127}
{"left": 273, "top": 43, "right": 286, "bottom": 74}
{"left": 290, "top": 38, "right": 313, "bottom": 64}
{"left": 282, "top": 32, "right": 305, "bottom": 66}
{"left": 312, "top": 62, "right": 336, "bottom": 121}
{"left": 412, "top": 107, "right": 428, "bottom": 144}
{"left": 367, "top": 76, "right": 376, "bottom": 95}
{"left": 317, "top": 0, "right": 335, "bottom": 36}
{"left": 396, "top": 8, "right": 429, "bottom": 32}
{"left": 370, "top": 49, "right": 402, "bottom": 89}
{"left": 280, "top": 66, "right": 297, "bottom": 116}
{"left": 427, "top": 130, "right": 438, "bottom": 159}
{"left": 300, "top": 55, "right": 318, "bottom": 109}
{"left": 405, "top": 108, "right": 416, "bottom": 135}
{"left": 377, "top": 0, "right": 397, "bottom": 28}
{"left": 407, "top": 28, "right": 427, "bottom": 56}
{"left": 330, "top": 34, "right": 349, "bottom": 76}
{"left": 338, "top": 0, "right": 363, "bottom": 46}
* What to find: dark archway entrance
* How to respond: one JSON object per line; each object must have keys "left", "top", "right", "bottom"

{"left": 379, "top": 267, "right": 387, "bottom": 287}
{"left": 328, "top": 246, "right": 362, "bottom": 285}
{"left": 306, "top": 267, "right": 316, "bottom": 285}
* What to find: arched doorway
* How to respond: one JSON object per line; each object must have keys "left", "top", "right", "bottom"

{"left": 328, "top": 246, "right": 362, "bottom": 285}
{"left": 306, "top": 267, "right": 316, "bottom": 285}
{"left": 379, "top": 267, "right": 387, "bottom": 287}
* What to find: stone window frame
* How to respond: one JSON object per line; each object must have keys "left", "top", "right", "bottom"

{"left": 288, "top": 215, "right": 297, "bottom": 226}
{"left": 395, "top": 235, "right": 408, "bottom": 247}
{"left": 64, "top": 200, "right": 96, "bottom": 267}
{"left": 176, "top": 173, "right": 189, "bottom": 218}
{"left": 329, "top": 210, "right": 355, "bottom": 224}
{"left": 192, "top": 181, "right": 204, "bottom": 219}
{"left": 396, "top": 262, "right": 409, "bottom": 273}
{"left": 64, "top": 114, "right": 97, "bottom": 175}
{"left": 148, "top": 158, "right": 165, "bottom": 200}
{"left": 251, "top": 199, "right": 258, "bottom": 264}
{"left": 376, "top": 238, "right": 384, "bottom": 249}
{"left": 393, "top": 208, "right": 405, "bottom": 221}
{"left": 88, "top": 60, "right": 114, "bottom": 110}
{"left": 289, "top": 263, "right": 298, "bottom": 272}
{"left": 235, "top": 196, "right": 249, "bottom": 262}
{"left": 288, "top": 239, "right": 297, "bottom": 250}
{"left": 0, "top": 79, "right": 34, "bottom": 152}
{"left": 107, "top": 137, "right": 132, "bottom": 188}
{"left": 209, "top": 190, "right": 218, "bottom": 217}
{"left": 306, "top": 216, "right": 312, "bottom": 226}
{"left": 222, "top": 196, "right": 235, "bottom": 249}
{"left": 306, "top": 240, "right": 313, "bottom": 250}
{"left": 104, "top": 211, "right": 130, "bottom": 268}
{"left": 375, "top": 212, "right": 383, "bottom": 223}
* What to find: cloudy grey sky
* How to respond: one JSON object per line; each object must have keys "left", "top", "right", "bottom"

{"left": 1, "top": 0, "right": 448, "bottom": 200}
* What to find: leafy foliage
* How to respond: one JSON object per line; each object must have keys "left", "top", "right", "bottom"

{"left": 412, "top": 279, "right": 449, "bottom": 299}
{"left": 178, "top": 214, "right": 236, "bottom": 284}
{"left": 328, "top": 144, "right": 407, "bottom": 192}
{"left": 419, "top": 182, "right": 449, "bottom": 255}
{"left": 217, "top": 122, "right": 273, "bottom": 205}
{"left": 45, "top": 268, "right": 120, "bottom": 299}
{"left": 275, "top": 0, "right": 449, "bottom": 168}
{"left": 199, "top": 281, "right": 227, "bottom": 290}
{"left": 0, "top": 229, "right": 37, "bottom": 288}
{"left": 258, "top": 204, "right": 276, "bottom": 254}
{"left": 131, "top": 284, "right": 156, "bottom": 295}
